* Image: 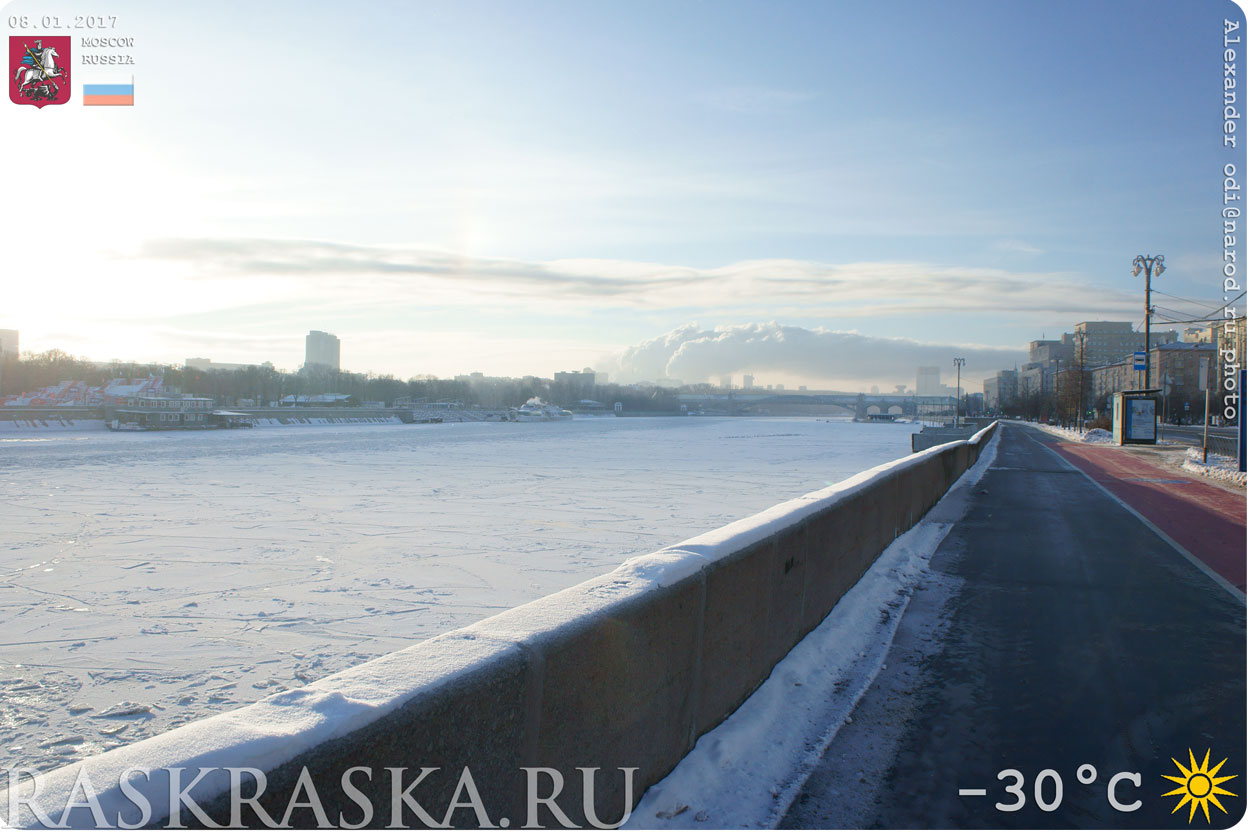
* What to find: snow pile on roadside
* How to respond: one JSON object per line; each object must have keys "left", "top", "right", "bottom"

{"left": 1182, "top": 446, "right": 1247, "bottom": 486}
{"left": 1030, "top": 422, "right": 1106, "bottom": 443}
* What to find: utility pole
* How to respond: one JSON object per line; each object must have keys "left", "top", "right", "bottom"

{"left": 1131, "top": 254, "right": 1166, "bottom": 389}
{"left": 953, "top": 357, "right": 965, "bottom": 428}
{"left": 1203, "top": 389, "right": 1210, "bottom": 463}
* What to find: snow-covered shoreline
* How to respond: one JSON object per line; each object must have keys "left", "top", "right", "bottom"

{"left": 0, "top": 415, "right": 404, "bottom": 432}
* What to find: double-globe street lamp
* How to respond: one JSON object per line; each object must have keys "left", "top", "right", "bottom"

{"left": 1131, "top": 254, "right": 1166, "bottom": 389}
{"left": 953, "top": 357, "right": 966, "bottom": 428}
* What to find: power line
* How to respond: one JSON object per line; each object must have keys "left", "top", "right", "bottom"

{"left": 1146, "top": 291, "right": 1246, "bottom": 327}
{"left": 1152, "top": 314, "right": 1245, "bottom": 325}
{"left": 1151, "top": 288, "right": 1224, "bottom": 308}
{"left": 1153, "top": 307, "right": 1220, "bottom": 324}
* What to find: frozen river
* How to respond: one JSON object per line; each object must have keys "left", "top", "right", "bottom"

{"left": 0, "top": 416, "right": 918, "bottom": 774}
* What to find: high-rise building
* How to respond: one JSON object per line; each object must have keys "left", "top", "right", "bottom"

{"left": 554, "top": 369, "right": 597, "bottom": 395}
{"left": 1073, "top": 321, "right": 1178, "bottom": 367}
{"left": 0, "top": 329, "right": 18, "bottom": 359}
{"left": 742, "top": 374, "right": 755, "bottom": 390}
{"left": 983, "top": 377, "right": 999, "bottom": 408}
{"left": 916, "top": 367, "right": 941, "bottom": 396}
{"left": 983, "top": 369, "right": 1018, "bottom": 409}
{"left": 1148, "top": 343, "right": 1219, "bottom": 405}
{"left": 1029, "top": 339, "right": 1075, "bottom": 365}
{"left": 304, "top": 330, "right": 341, "bottom": 372}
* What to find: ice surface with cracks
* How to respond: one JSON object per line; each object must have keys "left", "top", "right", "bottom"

{"left": 0, "top": 416, "right": 919, "bottom": 776}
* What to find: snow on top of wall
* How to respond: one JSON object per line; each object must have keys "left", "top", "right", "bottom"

{"left": 462, "top": 430, "right": 976, "bottom": 646}
{"left": 4, "top": 634, "right": 520, "bottom": 828}
{"left": 666, "top": 431, "right": 967, "bottom": 563}
{"left": 616, "top": 548, "right": 713, "bottom": 589}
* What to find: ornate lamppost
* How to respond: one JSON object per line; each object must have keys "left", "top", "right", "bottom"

{"left": 953, "top": 357, "right": 966, "bottom": 428}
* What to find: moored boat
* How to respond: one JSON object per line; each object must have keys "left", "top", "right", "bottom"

{"left": 510, "top": 399, "right": 574, "bottom": 422}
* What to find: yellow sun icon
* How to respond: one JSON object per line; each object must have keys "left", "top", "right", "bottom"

{"left": 1162, "top": 749, "right": 1238, "bottom": 823}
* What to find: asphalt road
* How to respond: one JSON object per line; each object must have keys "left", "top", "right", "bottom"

{"left": 1158, "top": 424, "right": 1240, "bottom": 452}
{"left": 1158, "top": 425, "right": 1239, "bottom": 438}
{"left": 780, "top": 423, "right": 1246, "bottom": 829}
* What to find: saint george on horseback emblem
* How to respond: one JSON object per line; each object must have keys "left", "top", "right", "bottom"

{"left": 9, "top": 36, "right": 71, "bottom": 107}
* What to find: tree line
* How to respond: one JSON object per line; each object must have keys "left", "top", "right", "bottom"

{"left": 0, "top": 350, "right": 680, "bottom": 412}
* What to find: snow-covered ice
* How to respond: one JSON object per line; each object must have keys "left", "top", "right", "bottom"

{"left": 0, "top": 416, "right": 918, "bottom": 774}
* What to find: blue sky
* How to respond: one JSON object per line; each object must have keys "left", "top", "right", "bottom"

{"left": 0, "top": 0, "right": 1242, "bottom": 389}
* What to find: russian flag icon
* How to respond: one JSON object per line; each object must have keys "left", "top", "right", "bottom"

{"left": 83, "top": 79, "right": 133, "bottom": 106}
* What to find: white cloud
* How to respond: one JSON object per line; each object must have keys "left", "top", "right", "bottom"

{"left": 992, "top": 239, "right": 1044, "bottom": 256}
{"left": 11, "top": 237, "right": 1126, "bottom": 380}
{"left": 134, "top": 237, "right": 1138, "bottom": 318}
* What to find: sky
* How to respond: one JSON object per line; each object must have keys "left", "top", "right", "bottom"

{"left": 0, "top": 0, "right": 1244, "bottom": 391}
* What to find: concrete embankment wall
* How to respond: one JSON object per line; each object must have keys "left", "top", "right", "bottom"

{"left": 0, "top": 408, "right": 403, "bottom": 431}
{"left": 8, "top": 424, "right": 997, "bottom": 829}
{"left": 0, "top": 408, "right": 103, "bottom": 431}
{"left": 911, "top": 425, "right": 978, "bottom": 452}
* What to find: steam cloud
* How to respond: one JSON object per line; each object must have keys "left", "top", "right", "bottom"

{"left": 602, "top": 323, "right": 1025, "bottom": 389}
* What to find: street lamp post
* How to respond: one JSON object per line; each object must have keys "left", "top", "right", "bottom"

{"left": 1052, "top": 358, "right": 1059, "bottom": 425}
{"left": 1131, "top": 254, "right": 1166, "bottom": 389}
{"left": 953, "top": 357, "right": 966, "bottom": 428}
{"left": 1075, "top": 332, "right": 1086, "bottom": 432}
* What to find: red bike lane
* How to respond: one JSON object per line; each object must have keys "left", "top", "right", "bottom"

{"left": 1031, "top": 431, "right": 1247, "bottom": 594}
